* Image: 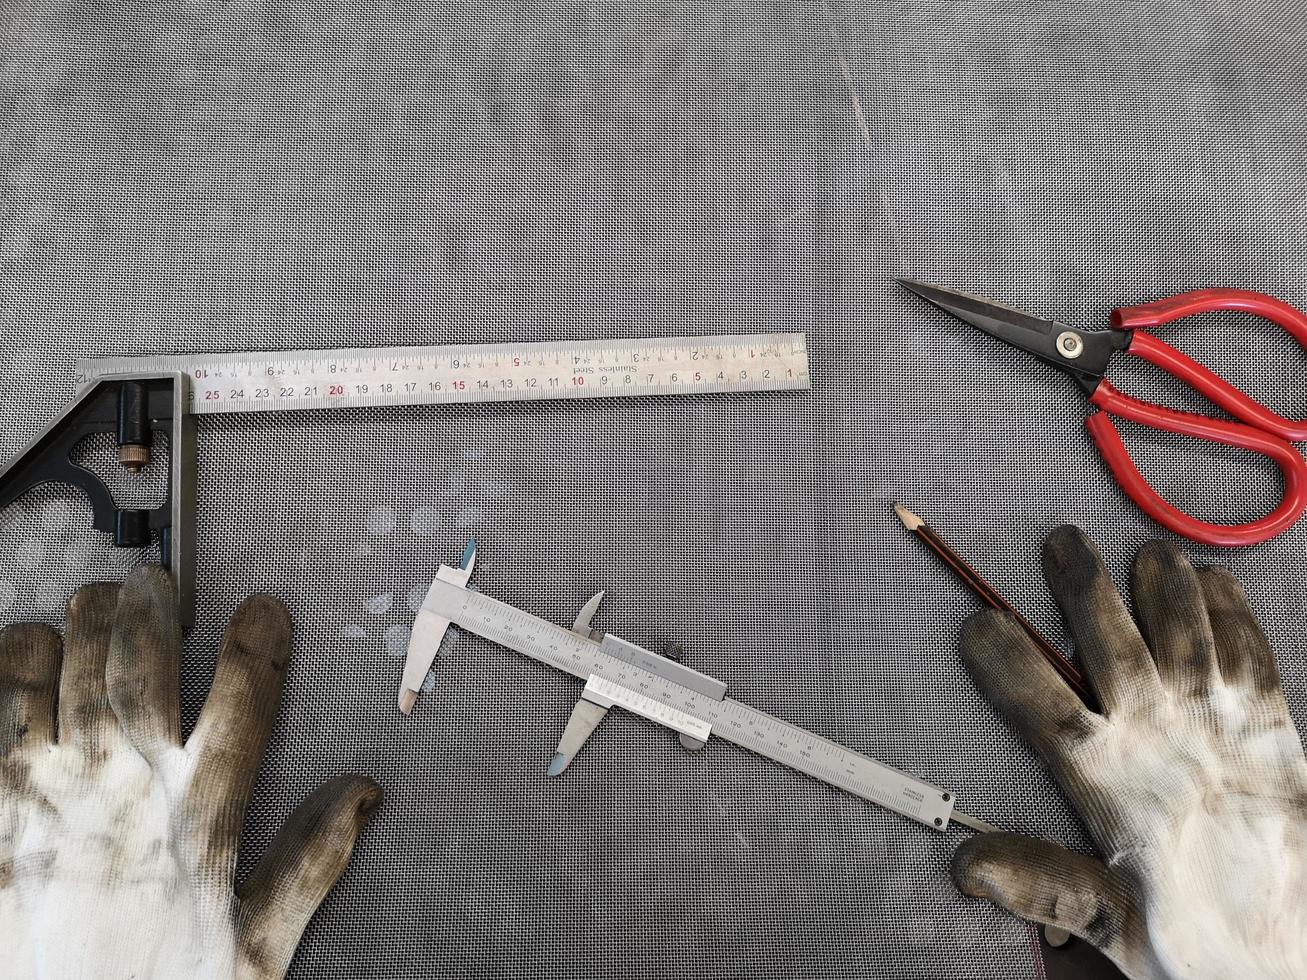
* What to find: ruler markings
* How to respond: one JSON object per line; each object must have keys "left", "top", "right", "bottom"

{"left": 75, "top": 334, "right": 809, "bottom": 416}
{"left": 584, "top": 675, "right": 712, "bottom": 743}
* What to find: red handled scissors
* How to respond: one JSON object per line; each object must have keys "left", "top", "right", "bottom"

{"left": 899, "top": 280, "right": 1307, "bottom": 547}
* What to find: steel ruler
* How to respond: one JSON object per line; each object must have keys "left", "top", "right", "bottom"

{"left": 6, "top": 333, "right": 806, "bottom": 631}
{"left": 75, "top": 334, "right": 810, "bottom": 415}
{"left": 406, "top": 547, "right": 998, "bottom": 835}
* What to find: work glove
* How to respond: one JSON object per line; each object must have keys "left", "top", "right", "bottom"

{"left": 0, "top": 568, "right": 382, "bottom": 979}
{"left": 951, "top": 526, "right": 1307, "bottom": 980}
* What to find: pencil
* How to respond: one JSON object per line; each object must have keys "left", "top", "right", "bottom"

{"left": 894, "top": 504, "right": 1096, "bottom": 707}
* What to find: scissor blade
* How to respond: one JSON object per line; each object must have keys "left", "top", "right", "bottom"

{"left": 897, "top": 279, "right": 1120, "bottom": 384}
{"left": 897, "top": 279, "right": 1057, "bottom": 350}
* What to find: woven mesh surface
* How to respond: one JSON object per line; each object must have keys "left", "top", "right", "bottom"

{"left": 2, "top": 2, "right": 1305, "bottom": 977}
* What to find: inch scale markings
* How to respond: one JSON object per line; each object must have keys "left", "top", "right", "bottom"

{"left": 407, "top": 548, "right": 999, "bottom": 835}
{"left": 76, "top": 334, "right": 809, "bottom": 415}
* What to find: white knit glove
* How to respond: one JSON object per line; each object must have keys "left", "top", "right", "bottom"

{"left": 952, "top": 527, "right": 1307, "bottom": 980}
{"left": 0, "top": 568, "right": 382, "bottom": 979}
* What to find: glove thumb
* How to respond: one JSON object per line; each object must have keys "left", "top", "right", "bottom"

{"left": 236, "top": 775, "right": 384, "bottom": 979}
{"left": 952, "top": 832, "right": 1145, "bottom": 972}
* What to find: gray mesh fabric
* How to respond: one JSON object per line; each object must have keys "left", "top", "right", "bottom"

{"left": 1, "top": 2, "right": 1304, "bottom": 977}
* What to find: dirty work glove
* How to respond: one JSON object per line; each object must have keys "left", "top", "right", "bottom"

{"left": 0, "top": 568, "right": 383, "bottom": 979}
{"left": 952, "top": 526, "right": 1307, "bottom": 980}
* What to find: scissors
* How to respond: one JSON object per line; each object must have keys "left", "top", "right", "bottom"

{"left": 898, "top": 280, "right": 1307, "bottom": 547}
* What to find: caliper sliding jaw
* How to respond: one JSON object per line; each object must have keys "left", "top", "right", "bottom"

{"left": 551, "top": 590, "right": 717, "bottom": 773}
{"left": 0, "top": 373, "right": 196, "bottom": 627}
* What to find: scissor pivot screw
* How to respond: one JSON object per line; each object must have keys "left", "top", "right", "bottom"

{"left": 1056, "top": 331, "right": 1084, "bottom": 359}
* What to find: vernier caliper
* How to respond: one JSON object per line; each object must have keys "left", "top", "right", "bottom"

{"left": 402, "top": 543, "right": 998, "bottom": 835}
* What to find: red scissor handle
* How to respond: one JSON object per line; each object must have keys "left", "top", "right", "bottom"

{"left": 1083, "top": 288, "right": 1307, "bottom": 546}
{"left": 1112, "top": 288, "right": 1307, "bottom": 442}
{"left": 1087, "top": 381, "right": 1307, "bottom": 547}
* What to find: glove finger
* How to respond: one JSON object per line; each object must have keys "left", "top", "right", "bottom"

{"left": 1042, "top": 526, "right": 1161, "bottom": 715}
{"left": 0, "top": 623, "right": 61, "bottom": 753}
{"left": 1131, "top": 540, "right": 1218, "bottom": 698}
{"left": 185, "top": 593, "right": 293, "bottom": 875}
{"left": 59, "top": 583, "right": 123, "bottom": 754}
{"left": 959, "top": 609, "right": 1101, "bottom": 760}
{"left": 952, "top": 832, "right": 1141, "bottom": 968}
{"left": 107, "top": 566, "right": 183, "bottom": 763}
{"left": 236, "top": 775, "right": 383, "bottom": 980}
{"left": 1197, "top": 566, "right": 1284, "bottom": 697}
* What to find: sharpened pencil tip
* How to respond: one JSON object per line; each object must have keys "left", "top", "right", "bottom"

{"left": 893, "top": 503, "right": 924, "bottom": 531}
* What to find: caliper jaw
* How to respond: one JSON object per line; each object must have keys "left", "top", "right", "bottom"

{"left": 546, "top": 590, "right": 611, "bottom": 775}
{"left": 400, "top": 539, "right": 478, "bottom": 715}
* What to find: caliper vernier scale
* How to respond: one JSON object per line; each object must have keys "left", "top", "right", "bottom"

{"left": 406, "top": 543, "right": 998, "bottom": 835}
